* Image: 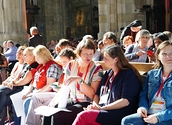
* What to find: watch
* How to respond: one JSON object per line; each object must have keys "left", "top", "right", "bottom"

{"left": 78, "top": 79, "right": 84, "bottom": 84}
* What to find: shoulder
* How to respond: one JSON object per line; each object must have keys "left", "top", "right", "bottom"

{"left": 147, "top": 68, "right": 160, "bottom": 76}
{"left": 30, "top": 62, "right": 39, "bottom": 69}
{"left": 128, "top": 44, "right": 135, "bottom": 49}
{"left": 117, "top": 69, "right": 139, "bottom": 80}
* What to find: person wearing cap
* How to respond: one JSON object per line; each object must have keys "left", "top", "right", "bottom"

{"left": 28, "top": 26, "right": 43, "bottom": 47}
{"left": 120, "top": 20, "right": 142, "bottom": 45}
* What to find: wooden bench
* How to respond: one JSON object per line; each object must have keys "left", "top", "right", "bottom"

{"left": 95, "top": 61, "right": 154, "bottom": 75}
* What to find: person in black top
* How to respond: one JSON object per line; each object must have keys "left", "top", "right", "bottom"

{"left": 120, "top": 20, "right": 142, "bottom": 45}
{"left": 28, "top": 26, "right": 43, "bottom": 47}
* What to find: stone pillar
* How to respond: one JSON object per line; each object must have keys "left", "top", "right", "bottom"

{"left": 0, "top": 0, "right": 28, "bottom": 45}
{"left": 98, "top": 0, "right": 117, "bottom": 39}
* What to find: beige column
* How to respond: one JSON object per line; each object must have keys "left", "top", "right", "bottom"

{"left": 0, "top": 0, "right": 28, "bottom": 45}
{"left": 98, "top": 0, "right": 117, "bottom": 39}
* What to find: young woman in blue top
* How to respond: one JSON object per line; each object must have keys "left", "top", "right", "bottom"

{"left": 122, "top": 40, "right": 172, "bottom": 125}
{"left": 73, "top": 44, "right": 141, "bottom": 125}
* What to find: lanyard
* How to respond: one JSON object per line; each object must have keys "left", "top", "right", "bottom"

{"left": 156, "top": 71, "right": 171, "bottom": 97}
{"left": 102, "top": 70, "right": 119, "bottom": 94}
{"left": 76, "top": 62, "right": 90, "bottom": 90}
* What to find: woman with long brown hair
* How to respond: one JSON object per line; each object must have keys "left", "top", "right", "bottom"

{"left": 73, "top": 44, "right": 141, "bottom": 125}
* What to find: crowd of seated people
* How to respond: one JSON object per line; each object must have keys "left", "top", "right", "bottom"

{"left": 0, "top": 20, "right": 172, "bottom": 125}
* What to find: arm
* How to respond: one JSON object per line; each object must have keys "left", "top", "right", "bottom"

{"left": 155, "top": 106, "right": 172, "bottom": 122}
{"left": 36, "top": 77, "right": 56, "bottom": 92}
{"left": 124, "top": 45, "right": 139, "bottom": 61}
{"left": 100, "top": 69, "right": 140, "bottom": 110}
{"left": 36, "top": 64, "right": 62, "bottom": 93}
{"left": 101, "top": 98, "right": 129, "bottom": 110}
{"left": 13, "top": 71, "right": 32, "bottom": 86}
{"left": 22, "top": 84, "right": 34, "bottom": 99}
{"left": 139, "top": 73, "right": 150, "bottom": 111}
{"left": 4, "top": 47, "right": 16, "bottom": 57}
{"left": 93, "top": 95, "right": 100, "bottom": 104}
{"left": 80, "top": 65, "right": 103, "bottom": 99}
{"left": 80, "top": 80, "right": 101, "bottom": 100}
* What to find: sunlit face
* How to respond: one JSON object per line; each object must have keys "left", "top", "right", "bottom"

{"left": 23, "top": 51, "right": 34, "bottom": 64}
{"left": 103, "top": 35, "right": 114, "bottom": 47}
{"left": 138, "top": 36, "right": 150, "bottom": 48}
{"left": 35, "top": 55, "right": 43, "bottom": 64}
{"left": 80, "top": 48, "right": 94, "bottom": 64}
{"left": 16, "top": 49, "right": 24, "bottom": 61}
{"left": 123, "top": 39, "right": 133, "bottom": 48}
{"left": 59, "top": 56, "right": 72, "bottom": 67}
{"left": 158, "top": 45, "right": 172, "bottom": 66}
{"left": 103, "top": 52, "right": 117, "bottom": 69}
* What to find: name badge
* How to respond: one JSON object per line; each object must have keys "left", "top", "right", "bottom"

{"left": 99, "top": 94, "right": 109, "bottom": 104}
{"left": 76, "top": 91, "right": 85, "bottom": 99}
{"left": 150, "top": 101, "right": 164, "bottom": 110}
{"left": 149, "top": 96, "right": 166, "bottom": 114}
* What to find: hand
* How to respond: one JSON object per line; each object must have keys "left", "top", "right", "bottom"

{"left": 136, "top": 50, "right": 146, "bottom": 57}
{"left": 22, "top": 93, "right": 32, "bottom": 100}
{"left": 148, "top": 55, "right": 155, "bottom": 63}
{"left": 2, "top": 81, "right": 8, "bottom": 86}
{"left": 64, "top": 76, "right": 82, "bottom": 86}
{"left": 84, "top": 102, "right": 101, "bottom": 110}
{"left": 137, "top": 107, "right": 147, "bottom": 118}
{"left": 143, "top": 114, "right": 158, "bottom": 124}
{"left": 7, "top": 82, "right": 14, "bottom": 90}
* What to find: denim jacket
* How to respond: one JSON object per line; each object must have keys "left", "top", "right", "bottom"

{"left": 139, "top": 68, "right": 172, "bottom": 122}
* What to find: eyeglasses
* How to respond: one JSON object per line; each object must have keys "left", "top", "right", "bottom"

{"left": 160, "top": 52, "right": 172, "bottom": 57}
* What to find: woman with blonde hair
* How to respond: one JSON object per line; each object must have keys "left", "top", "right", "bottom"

{"left": 0, "top": 46, "right": 39, "bottom": 125}
{"left": 24, "top": 39, "right": 103, "bottom": 125}
{"left": 23, "top": 45, "right": 63, "bottom": 124}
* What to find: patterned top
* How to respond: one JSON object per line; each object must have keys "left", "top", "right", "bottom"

{"left": 65, "top": 59, "right": 103, "bottom": 102}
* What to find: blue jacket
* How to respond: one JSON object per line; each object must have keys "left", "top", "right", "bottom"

{"left": 139, "top": 68, "right": 172, "bottom": 122}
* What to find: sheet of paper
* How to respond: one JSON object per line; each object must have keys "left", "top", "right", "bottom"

{"left": 57, "top": 85, "right": 70, "bottom": 108}
{"left": 10, "top": 91, "right": 24, "bottom": 117}
{"left": 34, "top": 106, "right": 71, "bottom": 116}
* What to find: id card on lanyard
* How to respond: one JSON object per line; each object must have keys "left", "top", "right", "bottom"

{"left": 149, "top": 71, "right": 170, "bottom": 114}
{"left": 76, "top": 63, "right": 90, "bottom": 101}
{"left": 99, "top": 70, "right": 119, "bottom": 105}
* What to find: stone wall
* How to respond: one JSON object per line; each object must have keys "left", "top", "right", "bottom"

{"left": 98, "top": 0, "right": 154, "bottom": 41}
{"left": 0, "top": 0, "right": 28, "bottom": 45}
{"left": 65, "top": 0, "right": 99, "bottom": 39}
{"left": 32, "top": 0, "right": 66, "bottom": 44}
{"left": 30, "top": 0, "right": 157, "bottom": 43}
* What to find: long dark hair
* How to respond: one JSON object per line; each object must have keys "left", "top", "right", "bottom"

{"left": 103, "top": 44, "right": 142, "bottom": 83}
